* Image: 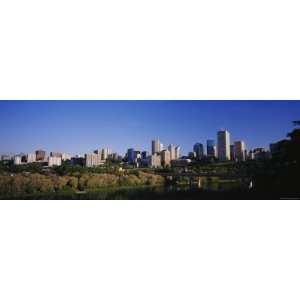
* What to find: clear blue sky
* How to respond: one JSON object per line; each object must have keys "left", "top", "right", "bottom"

{"left": 1, "top": 100, "right": 299, "bottom": 156}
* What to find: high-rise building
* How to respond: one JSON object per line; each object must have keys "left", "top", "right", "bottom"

{"left": 234, "top": 141, "right": 246, "bottom": 161}
{"left": 35, "top": 150, "right": 46, "bottom": 161}
{"left": 217, "top": 130, "right": 230, "bottom": 161}
{"left": 168, "top": 144, "right": 176, "bottom": 160}
{"left": 101, "top": 148, "right": 112, "bottom": 160}
{"left": 207, "top": 140, "right": 216, "bottom": 157}
{"left": 62, "top": 153, "right": 71, "bottom": 161}
{"left": 48, "top": 156, "right": 62, "bottom": 167}
{"left": 94, "top": 148, "right": 112, "bottom": 160}
{"left": 27, "top": 153, "right": 36, "bottom": 163}
{"left": 14, "top": 156, "right": 22, "bottom": 165}
{"left": 50, "top": 152, "right": 62, "bottom": 158}
{"left": 127, "top": 148, "right": 135, "bottom": 164}
{"left": 193, "top": 143, "right": 204, "bottom": 160}
{"left": 230, "top": 145, "right": 235, "bottom": 161}
{"left": 147, "top": 153, "right": 161, "bottom": 168}
{"left": 161, "top": 150, "right": 171, "bottom": 167}
{"left": 85, "top": 153, "right": 104, "bottom": 167}
{"left": 152, "top": 139, "right": 161, "bottom": 155}
{"left": 175, "top": 146, "right": 181, "bottom": 159}
{"left": 141, "top": 151, "right": 148, "bottom": 160}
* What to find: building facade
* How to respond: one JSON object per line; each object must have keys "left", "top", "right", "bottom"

{"left": 35, "top": 150, "right": 46, "bottom": 161}
{"left": 193, "top": 143, "right": 204, "bottom": 160}
{"left": 27, "top": 153, "right": 36, "bottom": 163}
{"left": 161, "top": 149, "right": 171, "bottom": 167}
{"left": 48, "top": 156, "right": 62, "bottom": 167}
{"left": 217, "top": 130, "right": 230, "bottom": 161}
{"left": 14, "top": 156, "right": 22, "bottom": 165}
{"left": 234, "top": 141, "right": 246, "bottom": 161}
{"left": 148, "top": 153, "right": 161, "bottom": 168}
{"left": 207, "top": 140, "right": 216, "bottom": 157}
{"left": 85, "top": 153, "right": 104, "bottom": 167}
{"left": 152, "top": 139, "right": 161, "bottom": 155}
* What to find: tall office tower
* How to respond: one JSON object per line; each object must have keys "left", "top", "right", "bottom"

{"left": 101, "top": 148, "right": 112, "bottom": 160}
{"left": 27, "top": 153, "right": 36, "bottom": 163}
{"left": 230, "top": 145, "right": 235, "bottom": 161}
{"left": 168, "top": 144, "right": 176, "bottom": 160}
{"left": 193, "top": 143, "right": 204, "bottom": 160}
{"left": 217, "top": 130, "right": 230, "bottom": 161}
{"left": 207, "top": 140, "right": 216, "bottom": 157}
{"left": 161, "top": 149, "right": 171, "bottom": 167}
{"left": 175, "top": 146, "right": 181, "bottom": 159}
{"left": 234, "top": 141, "right": 246, "bottom": 161}
{"left": 127, "top": 148, "right": 135, "bottom": 164}
{"left": 35, "top": 150, "right": 46, "bottom": 161}
{"left": 152, "top": 139, "right": 161, "bottom": 155}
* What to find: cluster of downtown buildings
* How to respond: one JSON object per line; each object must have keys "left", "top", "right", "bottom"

{"left": 1, "top": 130, "right": 274, "bottom": 169}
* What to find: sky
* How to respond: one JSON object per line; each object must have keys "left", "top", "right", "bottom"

{"left": 0, "top": 100, "right": 299, "bottom": 156}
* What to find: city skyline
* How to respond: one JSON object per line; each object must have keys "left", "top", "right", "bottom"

{"left": 1, "top": 100, "right": 299, "bottom": 156}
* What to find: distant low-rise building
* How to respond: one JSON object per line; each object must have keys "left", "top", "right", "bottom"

{"left": 252, "top": 148, "right": 271, "bottom": 160}
{"left": 1, "top": 155, "right": 11, "bottom": 161}
{"left": 171, "top": 159, "right": 191, "bottom": 168}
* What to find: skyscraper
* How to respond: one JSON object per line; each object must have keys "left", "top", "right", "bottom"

{"left": 152, "top": 139, "right": 161, "bottom": 155}
{"left": 35, "top": 150, "right": 46, "bottom": 161}
{"left": 217, "top": 130, "right": 230, "bottom": 161}
{"left": 161, "top": 149, "right": 171, "bottom": 167}
{"left": 234, "top": 141, "right": 246, "bottom": 161}
{"left": 127, "top": 148, "right": 135, "bottom": 164}
{"left": 193, "top": 143, "right": 204, "bottom": 160}
{"left": 207, "top": 140, "right": 216, "bottom": 157}
{"left": 175, "top": 146, "right": 181, "bottom": 159}
{"left": 230, "top": 145, "right": 235, "bottom": 161}
{"left": 168, "top": 144, "right": 176, "bottom": 160}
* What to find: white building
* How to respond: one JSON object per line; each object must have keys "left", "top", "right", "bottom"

{"left": 14, "top": 156, "right": 22, "bottom": 165}
{"left": 85, "top": 153, "right": 105, "bottom": 167}
{"left": 161, "top": 149, "right": 171, "bottom": 167}
{"left": 217, "top": 130, "right": 230, "bottom": 161}
{"left": 168, "top": 144, "right": 176, "bottom": 160}
{"left": 147, "top": 153, "right": 161, "bottom": 168}
{"left": 62, "top": 153, "right": 71, "bottom": 161}
{"left": 48, "top": 156, "right": 62, "bottom": 167}
{"left": 234, "top": 141, "right": 246, "bottom": 161}
{"left": 27, "top": 153, "right": 36, "bottom": 163}
{"left": 175, "top": 146, "right": 181, "bottom": 159}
